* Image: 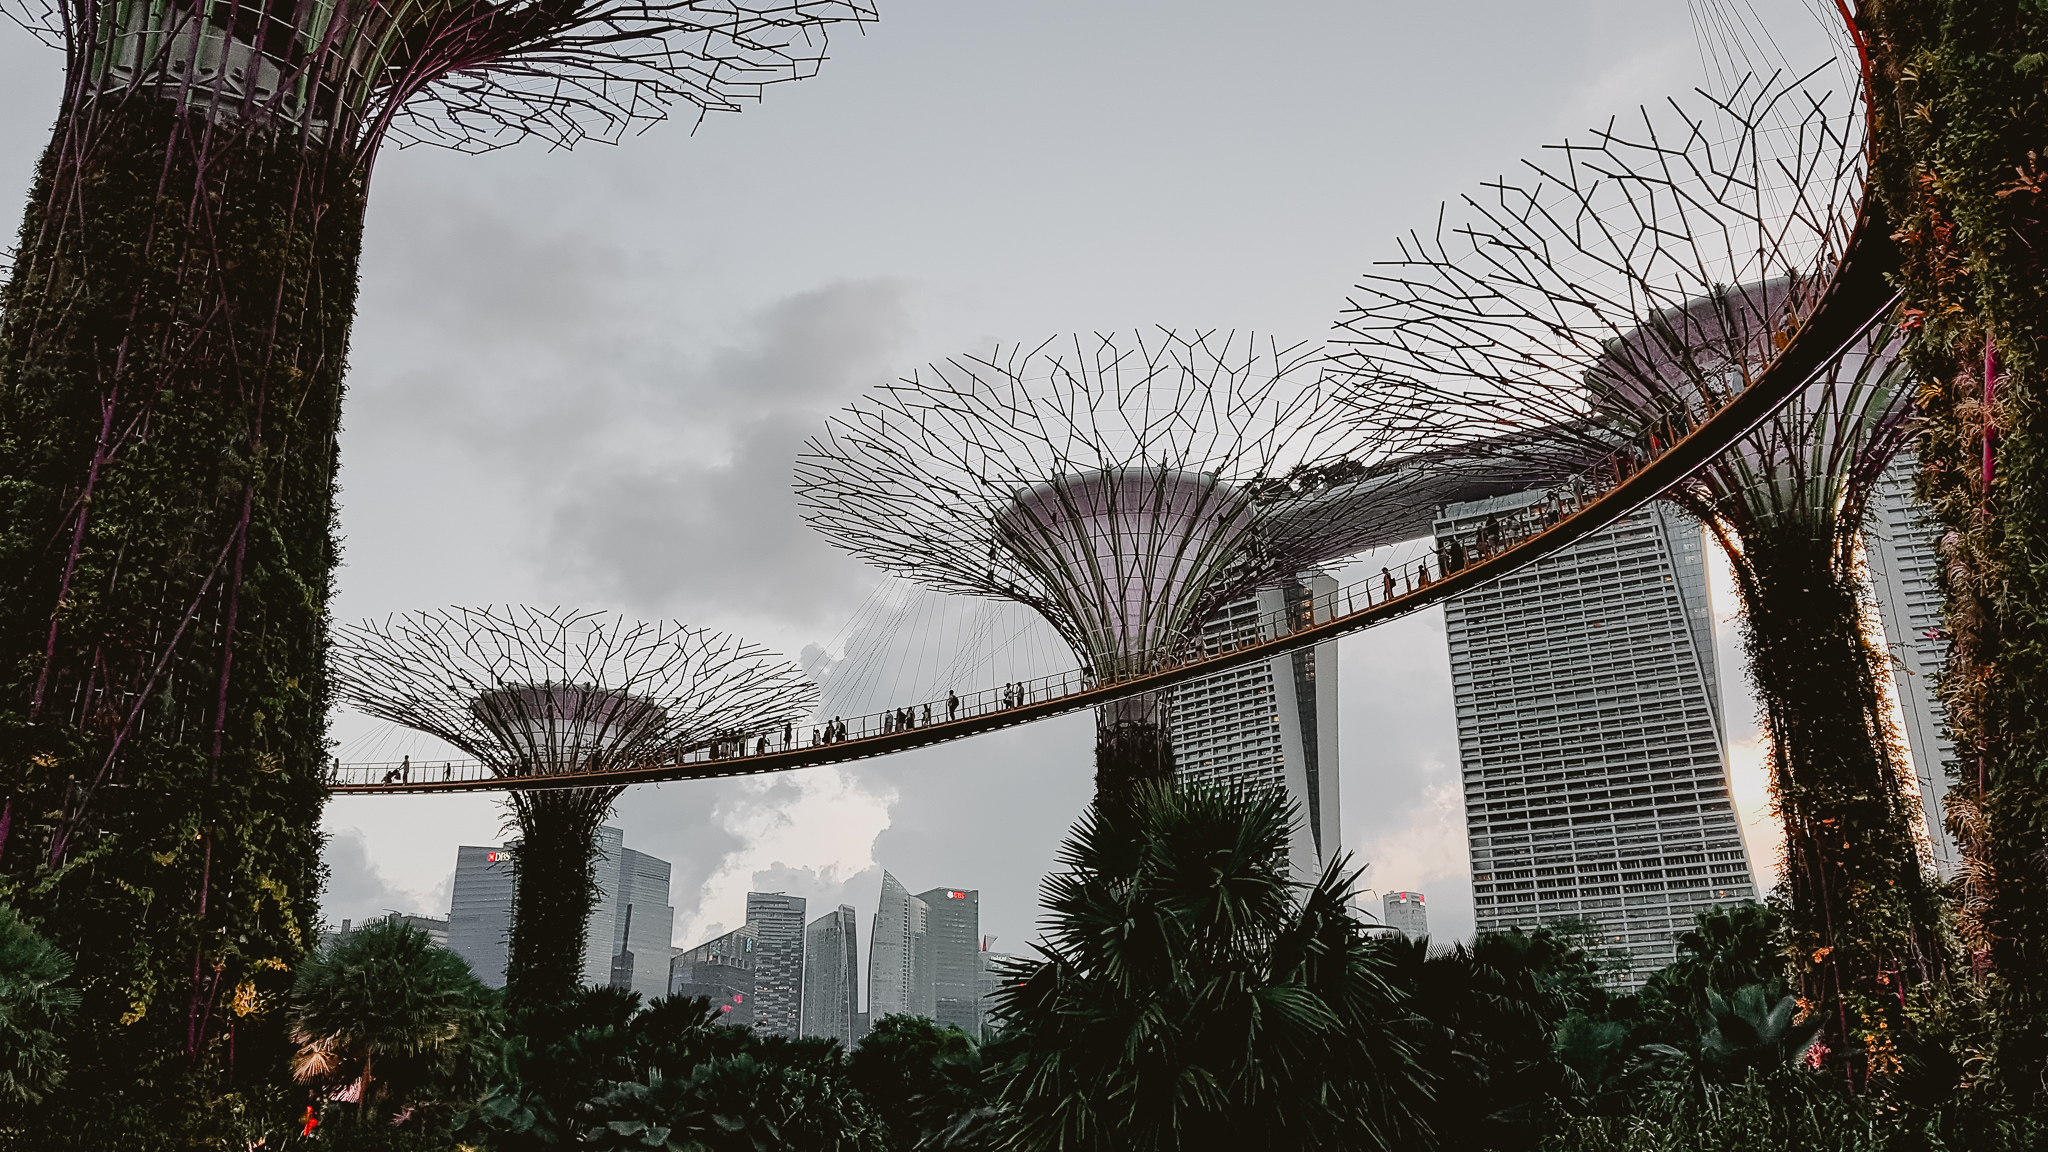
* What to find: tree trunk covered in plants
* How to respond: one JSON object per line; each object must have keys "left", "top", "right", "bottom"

{"left": 505, "top": 787, "right": 622, "bottom": 1008}
{"left": 1735, "top": 520, "right": 1944, "bottom": 1085}
{"left": 0, "top": 95, "right": 361, "bottom": 1108}
{"left": 1862, "top": 0, "right": 2048, "bottom": 1103}
{"left": 1094, "top": 692, "right": 1175, "bottom": 813}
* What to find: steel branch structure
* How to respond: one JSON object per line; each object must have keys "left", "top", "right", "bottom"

{"left": 2, "top": 0, "right": 874, "bottom": 151}
{"left": 331, "top": 606, "right": 815, "bottom": 1003}
{"left": 795, "top": 329, "right": 1560, "bottom": 805}
{"left": 1329, "top": 70, "right": 1937, "bottom": 1083}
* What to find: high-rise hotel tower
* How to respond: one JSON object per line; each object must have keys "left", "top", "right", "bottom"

{"left": 1863, "top": 452, "right": 1961, "bottom": 876}
{"left": 1167, "top": 574, "right": 1342, "bottom": 881}
{"left": 1437, "top": 491, "right": 1757, "bottom": 984}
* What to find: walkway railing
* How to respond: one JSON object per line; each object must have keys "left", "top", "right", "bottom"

{"left": 329, "top": 199, "right": 1902, "bottom": 796}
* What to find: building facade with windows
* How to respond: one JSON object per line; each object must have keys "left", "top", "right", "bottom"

{"left": 1438, "top": 491, "right": 1757, "bottom": 985}
{"left": 747, "top": 892, "right": 808, "bottom": 1037}
{"left": 868, "top": 871, "right": 931, "bottom": 1022}
{"left": 581, "top": 826, "right": 675, "bottom": 1001}
{"left": 1381, "top": 891, "right": 1428, "bottom": 938}
{"left": 802, "top": 905, "right": 860, "bottom": 1044}
{"left": 916, "top": 887, "right": 980, "bottom": 1035}
{"left": 671, "top": 923, "right": 757, "bottom": 1025}
{"left": 1167, "top": 573, "right": 1341, "bottom": 881}
{"left": 448, "top": 845, "right": 518, "bottom": 988}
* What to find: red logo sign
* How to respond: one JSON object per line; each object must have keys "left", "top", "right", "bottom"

{"left": 948, "top": 891, "right": 965, "bottom": 899}
{"left": 486, "top": 852, "right": 502, "bottom": 863}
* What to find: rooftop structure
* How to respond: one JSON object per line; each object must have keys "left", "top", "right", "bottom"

{"left": 332, "top": 607, "right": 814, "bottom": 1005}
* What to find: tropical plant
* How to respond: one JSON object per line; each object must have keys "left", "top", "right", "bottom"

{"left": 0, "top": 903, "right": 79, "bottom": 1106}
{"left": 849, "top": 1014, "right": 998, "bottom": 1149}
{"left": 288, "top": 918, "right": 501, "bottom": 1123}
{"left": 1688, "top": 985, "right": 1826, "bottom": 1078}
{"left": 460, "top": 987, "right": 886, "bottom": 1152}
{"left": 985, "top": 782, "right": 1428, "bottom": 1151}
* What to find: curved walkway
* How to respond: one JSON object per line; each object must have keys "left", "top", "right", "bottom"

{"left": 331, "top": 200, "right": 1900, "bottom": 796}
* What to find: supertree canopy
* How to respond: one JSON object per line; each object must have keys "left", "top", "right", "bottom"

{"left": 1331, "top": 71, "right": 1945, "bottom": 1085}
{"left": 0, "top": 0, "right": 867, "bottom": 1112}
{"left": 795, "top": 329, "right": 1400, "bottom": 807}
{"left": 331, "top": 607, "right": 817, "bottom": 1007}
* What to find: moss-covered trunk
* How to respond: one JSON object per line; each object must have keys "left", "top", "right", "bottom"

{"left": 504, "top": 787, "right": 622, "bottom": 1008}
{"left": 1862, "top": 0, "right": 2048, "bottom": 1102}
{"left": 0, "top": 95, "right": 362, "bottom": 1117}
{"left": 1736, "top": 522, "right": 1944, "bottom": 1084}
{"left": 1094, "top": 692, "right": 1175, "bottom": 813}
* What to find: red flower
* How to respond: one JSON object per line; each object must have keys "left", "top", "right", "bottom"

{"left": 300, "top": 1106, "right": 320, "bottom": 1137}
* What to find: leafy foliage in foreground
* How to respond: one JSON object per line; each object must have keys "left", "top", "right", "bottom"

{"left": 456, "top": 987, "right": 887, "bottom": 1152}
{"left": 289, "top": 918, "right": 501, "bottom": 1123}
{"left": 985, "top": 782, "right": 1428, "bottom": 1151}
{"left": 0, "top": 903, "right": 79, "bottom": 1105}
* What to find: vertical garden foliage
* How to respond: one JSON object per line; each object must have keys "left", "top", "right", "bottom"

{"left": 1862, "top": 0, "right": 2048, "bottom": 1102}
{"left": 504, "top": 787, "right": 624, "bottom": 1009}
{"left": 0, "top": 95, "right": 361, "bottom": 1108}
{"left": 1712, "top": 520, "right": 1946, "bottom": 1081}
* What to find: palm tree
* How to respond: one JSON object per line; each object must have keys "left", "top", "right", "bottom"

{"left": 986, "top": 782, "right": 1428, "bottom": 1150}
{"left": 0, "top": 903, "right": 79, "bottom": 1106}
{"left": 289, "top": 917, "right": 502, "bottom": 1122}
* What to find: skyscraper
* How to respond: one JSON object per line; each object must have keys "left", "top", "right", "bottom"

{"left": 869, "top": 871, "right": 931, "bottom": 1021}
{"left": 915, "top": 887, "right": 980, "bottom": 1035}
{"left": 1439, "top": 491, "right": 1757, "bottom": 985}
{"left": 802, "top": 905, "right": 860, "bottom": 1044}
{"left": 1863, "top": 451, "right": 1961, "bottom": 876}
{"left": 975, "top": 936, "right": 1015, "bottom": 1039}
{"left": 1381, "top": 891, "right": 1428, "bottom": 938}
{"left": 448, "top": 845, "right": 518, "bottom": 988}
{"left": 578, "top": 826, "right": 676, "bottom": 1001}
{"left": 747, "top": 892, "right": 808, "bottom": 1037}
{"left": 671, "top": 923, "right": 757, "bottom": 1026}
{"left": 1167, "top": 573, "right": 1341, "bottom": 880}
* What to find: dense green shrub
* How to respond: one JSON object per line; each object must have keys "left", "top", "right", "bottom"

{"left": 986, "top": 782, "right": 1427, "bottom": 1151}
{"left": 0, "top": 903, "right": 79, "bottom": 1107}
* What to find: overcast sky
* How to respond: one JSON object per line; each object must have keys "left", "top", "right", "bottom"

{"left": 0, "top": 2, "right": 1844, "bottom": 976}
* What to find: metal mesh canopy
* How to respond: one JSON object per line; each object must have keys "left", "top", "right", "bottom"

{"left": 3, "top": 0, "right": 874, "bottom": 150}
{"left": 1585, "top": 279, "right": 1912, "bottom": 539}
{"left": 331, "top": 606, "right": 818, "bottom": 777}
{"left": 795, "top": 330, "right": 1395, "bottom": 679}
{"left": 1328, "top": 69, "right": 1869, "bottom": 476}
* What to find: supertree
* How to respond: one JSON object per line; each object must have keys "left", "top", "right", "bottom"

{"left": 0, "top": 0, "right": 868, "bottom": 1108}
{"left": 794, "top": 329, "right": 1417, "bottom": 810}
{"left": 1330, "top": 72, "right": 1943, "bottom": 1084}
{"left": 331, "top": 607, "right": 816, "bottom": 1007}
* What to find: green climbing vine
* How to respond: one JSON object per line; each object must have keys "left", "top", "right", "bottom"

{"left": 1863, "top": 0, "right": 2048, "bottom": 1104}
{"left": 0, "top": 96, "right": 361, "bottom": 1127}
